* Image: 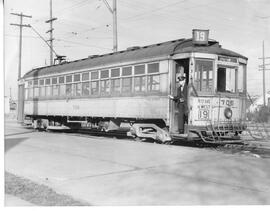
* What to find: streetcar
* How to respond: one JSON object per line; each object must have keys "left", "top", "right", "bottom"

{"left": 19, "top": 29, "right": 248, "bottom": 144}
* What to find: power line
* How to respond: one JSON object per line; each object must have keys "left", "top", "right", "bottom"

{"left": 56, "top": 38, "right": 111, "bottom": 50}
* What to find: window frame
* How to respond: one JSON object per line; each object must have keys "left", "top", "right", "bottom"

{"left": 194, "top": 58, "right": 214, "bottom": 94}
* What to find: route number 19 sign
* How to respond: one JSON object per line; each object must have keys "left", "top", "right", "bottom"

{"left": 192, "top": 29, "right": 209, "bottom": 45}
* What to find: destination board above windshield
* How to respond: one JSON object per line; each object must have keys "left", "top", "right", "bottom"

{"left": 192, "top": 29, "right": 209, "bottom": 45}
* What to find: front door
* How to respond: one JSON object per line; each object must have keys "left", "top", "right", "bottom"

{"left": 170, "top": 59, "right": 189, "bottom": 134}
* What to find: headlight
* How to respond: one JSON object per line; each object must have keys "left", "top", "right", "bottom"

{"left": 224, "top": 107, "right": 232, "bottom": 119}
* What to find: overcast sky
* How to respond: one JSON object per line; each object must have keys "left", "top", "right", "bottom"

{"left": 3, "top": 0, "right": 270, "bottom": 98}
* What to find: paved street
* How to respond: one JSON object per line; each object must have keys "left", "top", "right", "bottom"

{"left": 4, "top": 120, "right": 270, "bottom": 205}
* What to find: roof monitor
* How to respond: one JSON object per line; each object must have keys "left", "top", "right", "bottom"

{"left": 192, "top": 29, "right": 209, "bottom": 45}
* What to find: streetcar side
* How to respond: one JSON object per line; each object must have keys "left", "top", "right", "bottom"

{"left": 20, "top": 30, "right": 248, "bottom": 144}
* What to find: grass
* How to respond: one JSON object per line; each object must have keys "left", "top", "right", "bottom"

{"left": 5, "top": 171, "right": 90, "bottom": 206}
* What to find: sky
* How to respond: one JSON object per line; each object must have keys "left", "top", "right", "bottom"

{"left": 3, "top": 0, "right": 270, "bottom": 99}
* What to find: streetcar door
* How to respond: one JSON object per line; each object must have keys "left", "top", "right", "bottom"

{"left": 170, "top": 59, "right": 189, "bottom": 134}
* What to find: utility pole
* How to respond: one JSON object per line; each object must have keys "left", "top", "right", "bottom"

{"left": 45, "top": 0, "right": 57, "bottom": 65}
{"left": 103, "top": 0, "right": 118, "bottom": 52}
{"left": 10, "top": 12, "right": 32, "bottom": 123}
{"left": 10, "top": 12, "right": 32, "bottom": 79}
{"left": 259, "top": 41, "right": 270, "bottom": 106}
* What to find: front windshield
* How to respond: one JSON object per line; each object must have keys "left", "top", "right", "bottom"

{"left": 194, "top": 59, "right": 213, "bottom": 92}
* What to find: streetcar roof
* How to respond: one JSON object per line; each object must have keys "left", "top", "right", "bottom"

{"left": 23, "top": 38, "right": 247, "bottom": 79}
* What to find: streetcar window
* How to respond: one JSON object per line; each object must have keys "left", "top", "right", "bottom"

{"left": 59, "top": 76, "right": 65, "bottom": 84}
{"left": 28, "top": 88, "right": 33, "bottom": 99}
{"left": 122, "top": 78, "right": 132, "bottom": 93}
{"left": 100, "top": 80, "right": 110, "bottom": 95}
{"left": 122, "top": 66, "right": 132, "bottom": 76}
{"left": 148, "top": 63, "right": 159, "bottom": 74}
{"left": 134, "top": 76, "right": 146, "bottom": 92}
{"left": 91, "top": 71, "right": 99, "bottom": 80}
{"left": 34, "top": 87, "right": 39, "bottom": 97}
{"left": 66, "top": 75, "right": 72, "bottom": 83}
{"left": 217, "top": 67, "right": 236, "bottom": 93}
{"left": 52, "top": 85, "right": 59, "bottom": 96}
{"left": 25, "top": 89, "right": 28, "bottom": 100}
{"left": 66, "top": 84, "right": 73, "bottom": 96}
{"left": 82, "top": 72, "right": 89, "bottom": 81}
{"left": 91, "top": 81, "right": 99, "bottom": 95}
{"left": 28, "top": 81, "right": 32, "bottom": 87}
{"left": 194, "top": 60, "right": 213, "bottom": 92}
{"left": 52, "top": 77, "right": 57, "bottom": 84}
{"left": 148, "top": 75, "right": 160, "bottom": 92}
{"left": 101, "top": 70, "right": 109, "bottom": 79}
{"left": 45, "top": 78, "right": 51, "bottom": 85}
{"left": 74, "top": 83, "right": 81, "bottom": 96}
{"left": 45, "top": 86, "right": 52, "bottom": 96}
{"left": 238, "top": 64, "right": 245, "bottom": 92}
{"left": 74, "top": 74, "right": 81, "bottom": 82}
{"left": 111, "top": 78, "right": 120, "bottom": 94}
{"left": 59, "top": 84, "right": 65, "bottom": 96}
{"left": 82, "top": 82, "right": 90, "bottom": 96}
{"left": 134, "top": 65, "right": 145, "bottom": 75}
{"left": 40, "top": 87, "right": 46, "bottom": 97}
{"left": 111, "top": 68, "right": 120, "bottom": 77}
{"left": 39, "top": 79, "right": 44, "bottom": 86}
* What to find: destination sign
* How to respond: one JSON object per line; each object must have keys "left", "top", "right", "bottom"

{"left": 218, "top": 56, "right": 237, "bottom": 63}
{"left": 192, "top": 29, "right": 209, "bottom": 45}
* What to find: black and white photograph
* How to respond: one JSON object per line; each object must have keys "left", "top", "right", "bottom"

{"left": 2, "top": 0, "right": 270, "bottom": 206}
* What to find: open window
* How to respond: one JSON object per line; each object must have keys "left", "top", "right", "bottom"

{"left": 217, "top": 66, "right": 237, "bottom": 93}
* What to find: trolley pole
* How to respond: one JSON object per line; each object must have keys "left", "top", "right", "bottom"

{"left": 10, "top": 12, "right": 32, "bottom": 123}
{"left": 45, "top": 0, "right": 57, "bottom": 65}
{"left": 259, "top": 41, "right": 270, "bottom": 106}
{"left": 103, "top": 0, "right": 118, "bottom": 52}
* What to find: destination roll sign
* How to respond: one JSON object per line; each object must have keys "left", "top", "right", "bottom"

{"left": 192, "top": 29, "right": 209, "bottom": 45}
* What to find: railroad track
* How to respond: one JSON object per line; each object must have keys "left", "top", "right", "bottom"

{"left": 18, "top": 125, "right": 270, "bottom": 159}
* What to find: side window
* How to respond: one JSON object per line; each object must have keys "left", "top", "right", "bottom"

{"left": 100, "top": 80, "right": 110, "bottom": 95}
{"left": 91, "top": 71, "right": 99, "bottom": 95}
{"left": 147, "top": 63, "right": 160, "bottom": 92}
{"left": 82, "top": 82, "right": 90, "bottom": 96}
{"left": 66, "top": 84, "right": 73, "bottom": 96}
{"left": 52, "top": 77, "right": 59, "bottom": 96}
{"left": 134, "top": 64, "right": 146, "bottom": 93}
{"left": 82, "top": 72, "right": 90, "bottom": 96}
{"left": 111, "top": 79, "right": 120, "bottom": 94}
{"left": 111, "top": 68, "right": 120, "bottom": 95}
{"left": 122, "top": 77, "right": 132, "bottom": 93}
{"left": 148, "top": 75, "right": 160, "bottom": 92}
{"left": 65, "top": 75, "right": 73, "bottom": 96}
{"left": 238, "top": 64, "right": 245, "bottom": 92}
{"left": 59, "top": 76, "right": 65, "bottom": 96}
{"left": 134, "top": 76, "right": 146, "bottom": 92}
{"left": 33, "top": 80, "right": 39, "bottom": 98}
{"left": 45, "top": 78, "right": 52, "bottom": 97}
{"left": 74, "top": 83, "right": 82, "bottom": 96}
{"left": 39, "top": 79, "right": 45, "bottom": 97}
{"left": 91, "top": 81, "right": 99, "bottom": 95}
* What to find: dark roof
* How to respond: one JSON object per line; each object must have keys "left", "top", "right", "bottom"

{"left": 23, "top": 38, "right": 247, "bottom": 79}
